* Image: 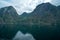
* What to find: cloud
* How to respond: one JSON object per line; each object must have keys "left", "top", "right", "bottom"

{"left": 51, "top": 0, "right": 60, "bottom": 6}
{"left": 0, "top": 0, "right": 43, "bottom": 15}
{"left": 44, "top": 0, "right": 51, "bottom": 3}
{"left": 0, "top": 1, "right": 11, "bottom": 7}
{"left": 10, "top": 0, "right": 43, "bottom": 15}
{"left": 0, "top": 0, "right": 60, "bottom": 15}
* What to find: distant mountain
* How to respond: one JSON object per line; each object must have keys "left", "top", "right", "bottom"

{"left": 20, "top": 3, "right": 58, "bottom": 25}
{"left": 20, "top": 12, "right": 29, "bottom": 19}
{"left": 21, "top": 12, "right": 29, "bottom": 17}
{"left": 31, "top": 3, "right": 57, "bottom": 16}
{"left": 0, "top": 3, "right": 60, "bottom": 26}
{"left": 0, "top": 3, "right": 60, "bottom": 40}
{"left": 57, "top": 6, "right": 60, "bottom": 18}
{"left": 0, "top": 6, "right": 18, "bottom": 24}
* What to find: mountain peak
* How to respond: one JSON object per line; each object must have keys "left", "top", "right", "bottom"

{"left": 21, "top": 12, "right": 29, "bottom": 17}
{"left": 22, "top": 12, "right": 28, "bottom": 14}
{"left": 0, "top": 6, "right": 18, "bottom": 14}
{"left": 0, "top": 6, "right": 18, "bottom": 17}
{"left": 0, "top": 6, "right": 14, "bottom": 10}
{"left": 37, "top": 2, "right": 55, "bottom": 8}
{"left": 32, "top": 2, "right": 57, "bottom": 15}
{"left": 7, "top": 6, "right": 14, "bottom": 8}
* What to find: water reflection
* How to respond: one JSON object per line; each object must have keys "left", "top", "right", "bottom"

{"left": 13, "top": 31, "right": 35, "bottom": 40}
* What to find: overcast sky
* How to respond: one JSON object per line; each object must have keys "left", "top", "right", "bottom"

{"left": 0, "top": 0, "right": 60, "bottom": 15}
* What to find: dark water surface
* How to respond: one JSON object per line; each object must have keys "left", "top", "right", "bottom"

{"left": 0, "top": 24, "right": 60, "bottom": 40}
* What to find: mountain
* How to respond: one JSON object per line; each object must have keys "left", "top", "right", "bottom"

{"left": 0, "top": 3, "right": 60, "bottom": 40}
{"left": 31, "top": 3, "right": 57, "bottom": 16}
{"left": 0, "top": 3, "right": 59, "bottom": 26}
{"left": 0, "top": 6, "right": 18, "bottom": 24}
{"left": 20, "top": 3, "right": 58, "bottom": 26}
{"left": 21, "top": 12, "right": 29, "bottom": 17}
{"left": 57, "top": 6, "right": 60, "bottom": 17}
{"left": 20, "top": 12, "right": 29, "bottom": 19}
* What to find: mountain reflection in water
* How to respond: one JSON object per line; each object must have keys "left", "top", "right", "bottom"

{"left": 13, "top": 31, "right": 35, "bottom": 40}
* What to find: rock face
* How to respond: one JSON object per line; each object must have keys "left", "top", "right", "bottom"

{"left": 0, "top": 6, "right": 18, "bottom": 24}
{"left": 13, "top": 31, "right": 35, "bottom": 40}
{"left": 20, "top": 3, "right": 60, "bottom": 26}
{"left": 0, "top": 2, "right": 60, "bottom": 40}
{"left": 31, "top": 3, "right": 57, "bottom": 16}
{"left": 0, "top": 3, "right": 60, "bottom": 25}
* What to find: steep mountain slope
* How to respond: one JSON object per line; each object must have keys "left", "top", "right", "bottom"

{"left": 20, "top": 12, "right": 29, "bottom": 20}
{"left": 0, "top": 3, "right": 59, "bottom": 26}
{"left": 57, "top": 6, "right": 60, "bottom": 18}
{"left": 0, "top": 6, "right": 18, "bottom": 24}
{"left": 0, "top": 3, "right": 60, "bottom": 40}
{"left": 20, "top": 3, "right": 58, "bottom": 26}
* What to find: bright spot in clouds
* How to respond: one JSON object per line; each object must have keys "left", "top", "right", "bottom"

{"left": 0, "top": 0, "right": 60, "bottom": 15}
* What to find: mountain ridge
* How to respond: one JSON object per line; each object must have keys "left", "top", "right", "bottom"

{"left": 0, "top": 3, "right": 60, "bottom": 25}
{"left": 0, "top": 6, "right": 18, "bottom": 24}
{"left": 20, "top": 3, "right": 58, "bottom": 25}
{"left": 0, "top": 3, "right": 60, "bottom": 40}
